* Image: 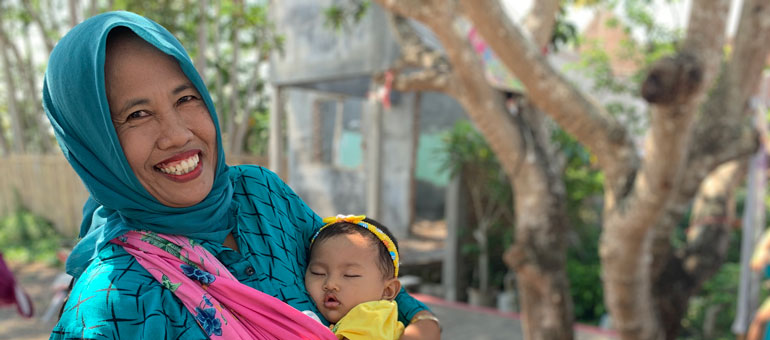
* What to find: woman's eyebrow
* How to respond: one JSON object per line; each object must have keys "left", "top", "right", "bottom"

{"left": 173, "top": 83, "right": 194, "bottom": 95}
{"left": 117, "top": 98, "right": 149, "bottom": 116}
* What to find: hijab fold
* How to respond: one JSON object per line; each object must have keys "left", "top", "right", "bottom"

{"left": 43, "top": 11, "right": 234, "bottom": 278}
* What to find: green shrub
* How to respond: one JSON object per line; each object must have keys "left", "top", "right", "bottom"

{"left": 0, "top": 207, "right": 63, "bottom": 265}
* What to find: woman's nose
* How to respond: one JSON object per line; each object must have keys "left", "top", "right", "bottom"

{"left": 156, "top": 110, "right": 193, "bottom": 150}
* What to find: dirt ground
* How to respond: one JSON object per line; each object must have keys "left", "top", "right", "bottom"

{"left": 0, "top": 262, "right": 58, "bottom": 340}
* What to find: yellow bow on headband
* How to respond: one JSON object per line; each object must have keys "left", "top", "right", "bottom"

{"left": 312, "top": 215, "right": 400, "bottom": 277}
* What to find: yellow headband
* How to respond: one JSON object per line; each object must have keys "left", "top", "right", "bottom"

{"left": 311, "top": 215, "right": 399, "bottom": 277}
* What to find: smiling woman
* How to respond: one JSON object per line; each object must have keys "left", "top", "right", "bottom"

{"left": 42, "top": 11, "right": 438, "bottom": 340}
{"left": 105, "top": 28, "right": 216, "bottom": 208}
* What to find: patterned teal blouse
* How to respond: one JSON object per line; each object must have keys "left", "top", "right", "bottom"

{"left": 50, "top": 166, "right": 428, "bottom": 339}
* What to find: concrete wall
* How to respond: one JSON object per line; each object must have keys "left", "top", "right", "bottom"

{"left": 285, "top": 88, "right": 418, "bottom": 239}
{"left": 269, "top": 0, "right": 400, "bottom": 90}
{"left": 271, "top": 0, "right": 469, "bottom": 234}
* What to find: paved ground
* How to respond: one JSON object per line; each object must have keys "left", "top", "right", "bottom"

{"left": 0, "top": 262, "right": 616, "bottom": 340}
{"left": 416, "top": 294, "right": 616, "bottom": 340}
{"left": 0, "top": 262, "right": 57, "bottom": 340}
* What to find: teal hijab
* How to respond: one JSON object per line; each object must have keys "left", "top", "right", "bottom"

{"left": 42, "top": 11, "right": 235, "bottom": 278}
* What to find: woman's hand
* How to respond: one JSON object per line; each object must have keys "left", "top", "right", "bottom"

{"left": 400, "top": 311, "right": 440, "bottom": 339}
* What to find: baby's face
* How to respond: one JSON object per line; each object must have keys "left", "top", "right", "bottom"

{"left": 305, "top": 233, "right": 391, "bottom": 323}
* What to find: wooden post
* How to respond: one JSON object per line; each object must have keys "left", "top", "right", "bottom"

{"left": 268, "top": 85, "right": 284, "bottom": 179}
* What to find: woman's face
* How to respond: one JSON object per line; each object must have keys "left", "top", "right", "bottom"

{"left": 105, "top": 34, "right": 217, "bottom": 208}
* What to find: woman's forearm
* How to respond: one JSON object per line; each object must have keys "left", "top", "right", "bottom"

{"left": 400, "top": 310, "right": 441, "bottom": 339}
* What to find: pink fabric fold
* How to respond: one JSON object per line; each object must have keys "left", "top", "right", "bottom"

{"left": 112, "top": 231, "right": 336, "bottom": 340}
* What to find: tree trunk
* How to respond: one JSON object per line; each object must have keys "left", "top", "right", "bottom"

{"left": 653, "top": 160, "right": 746, "bottom": 339}
{"left": 68, "top": 0, "right": 79, "bottom": 28}
{"left": 225, "top": 0, "right": 242, "bottom": 152}
{"left": 372, "top": 1, "right": 575, "bottom": 338}
{"left": 370, "top": 0, "right": 768, "bottom": 338}
{"left": 230, "top": 57, "right": 261, "bottom": 155}
{"left": 89, "top": 0, "right": 99, "bottom": 17}
{"left": 0, "top": 113, "right": 10, "bottom": 156}
{"left": 505, "top": 120, "right": 573, "bottom": 340}
{"left": 213, "top": 0, "right": 225, "bottom": 125}
{"left": 196, "top": 0, "right": 208, "bottom": 76}
{"left": 0, "top": 33, "right": 26, "bottom": 154}
{"left": 23, "top": 26, "right": 52, "bottom": 153}
{"left": 22, "top": 1, "right": 55, "bottom": 54}
{"left": 649, "top": 1, "right": 770, "bottom": 337}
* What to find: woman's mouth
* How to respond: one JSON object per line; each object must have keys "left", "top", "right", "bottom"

{"left": 157, "top": 153, "right": 200, "bottom": 175}
{"left": 155, "top": 151, "right": 203, "bottom": 181}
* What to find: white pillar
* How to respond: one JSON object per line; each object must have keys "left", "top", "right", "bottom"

{"left": 443, "top": 173, "right": 465, "bottom": 302}
{"left": 268, "top": 85, "right": 284, "bottom": 178}
{"left": 366, "top": 85, "right": 383, "bottom": 219}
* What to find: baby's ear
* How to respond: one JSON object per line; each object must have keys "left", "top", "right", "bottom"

{"left": 381, "top": 278, "right": 402, "bottom": 300}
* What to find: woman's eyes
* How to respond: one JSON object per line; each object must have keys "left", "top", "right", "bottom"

{"left": 122, "top": 95, "right": 198, "bottom": 121}
{"left": 177, "top": 95, "right": 198, "bottom": 105}
{"left": 126, "top": 110, "right": 150, "bottom": 120}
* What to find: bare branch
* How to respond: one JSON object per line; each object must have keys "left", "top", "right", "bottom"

{"left": 388, "top": 69, "right": 454, "bottom": 93}
{"left": 673, "top": 0, "right": 769, "bottom": 206}
{"left": 378, "top": 0, "right": 451, "bottom": 23}
{"left": 459, "top": 0, "right": 637, "bottom": 195}
{"left": 681, "top": 0, "right": 730, "bottom": 88}
{"left": 728, "top": 0, "right": 770, "bottom": 111}
{"left": 689, "top": 0, "right": 770, "bottom": 166}
{"left": 622, "top": 0, "right": 730, "bottom": 233}
{"left": 523, "top": 0, "right": 560, "bottom": 49}
{"left": 385, "top": 15, "right": 451, "bottom": 72}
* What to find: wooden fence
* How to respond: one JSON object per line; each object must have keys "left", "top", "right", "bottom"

{"left": 0, "top": 153, "right": 266, "bottom": 239}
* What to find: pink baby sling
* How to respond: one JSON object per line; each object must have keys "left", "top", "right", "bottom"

{"left": 112, "top": 230, "right": 336, "bottom": 340}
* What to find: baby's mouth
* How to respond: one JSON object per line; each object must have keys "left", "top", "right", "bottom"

{"left": 324, "top": 294, "right": 340, "bottom": 308}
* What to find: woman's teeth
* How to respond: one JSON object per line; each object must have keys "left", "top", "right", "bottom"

{"left": 158, "top": 154, "right": 199, "bottom": 175}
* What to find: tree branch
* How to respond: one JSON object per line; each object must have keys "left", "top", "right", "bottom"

{"left": 681, "top": 0, "right": 730, "bottom": 88}
{"left": 650, "top": 0, "right": 769, "bottom": 273}
{"left": 378, "top": 0, "right": 449, "bottom": 23}
{"left": 386, "top": 69, "right": 455, "bottom": 93}
{"left": 728, "top": 0, "right": 770, "bottom": 112}
{"left": 383, "top": 14, "right": 453, "bottom": 93}
{"left": 619, "top": 0, "right": 730, "bottom": 235}
{"left": 689, "top": 0, "right": 770, "bottom": 166}
{"left": 373, "top": 0, "right": 526, "bottom": 184}
{"left": 598, "top": 2, "right": 730, "bottom": 338}
{"left": 459, "top": 0, "right": 637, "bottom": 198}
{"left": 523, "top": 0, "right": 560, "bottom": 49}
{"left": 386, "top": 15, "right": 451, "bottom": 72}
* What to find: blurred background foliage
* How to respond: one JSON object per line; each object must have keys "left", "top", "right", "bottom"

{"left": 0, "top": 0, "right": 280, "bottom": 157}
{"left": 0, "top": 194, "right": 62, "bottom": 265}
